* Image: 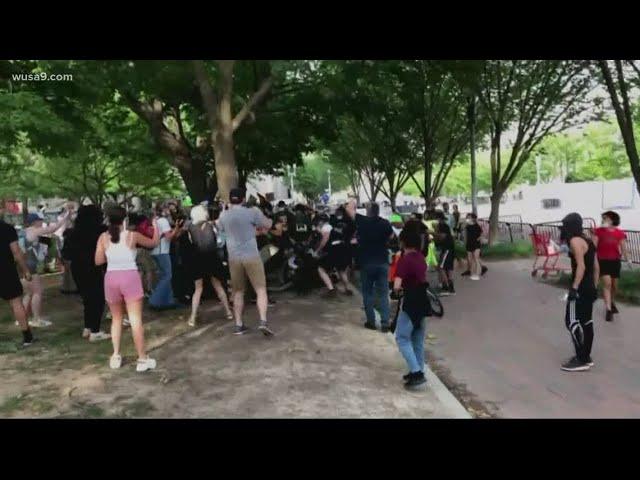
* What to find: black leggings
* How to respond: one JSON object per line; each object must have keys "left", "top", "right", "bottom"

{"left": 71, "top": 264, "right": 105, "bottom": 333}
{"left": 565, "top": 298, "right": 594, "bottom": 362}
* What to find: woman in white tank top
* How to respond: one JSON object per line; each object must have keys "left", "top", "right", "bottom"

{"left": 95, "top": 207, "right": 160, "bottom": 372}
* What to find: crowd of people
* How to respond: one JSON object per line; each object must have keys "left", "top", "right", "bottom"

{"left": 1, "top": 194, "right": 633, "bottom": 388}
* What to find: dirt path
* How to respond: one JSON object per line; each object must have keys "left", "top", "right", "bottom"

{"left": 1, "top": 283, "right": 465, "bottom": 418}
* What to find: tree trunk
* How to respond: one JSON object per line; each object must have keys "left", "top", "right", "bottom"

{"left": 176, "top": 154, "right": 209, "bottom": 204}
{"left": 22, "top": 196, "right": 28, "bottom": 224}
{"left": 213, "top": 61, "right": 239, "bottom": 202}
{"left": 468, "top": 96, "right": 478, "bottom": 215}
{"left": 488, "top": 191, "right": 502, "bottom": 245}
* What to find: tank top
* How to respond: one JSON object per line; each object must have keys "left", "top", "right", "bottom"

{"left": 105, "top": 231, "right": 138, "bottom": 271}
{"left": 569, "top": 236, "right": 596, "bottom": 294}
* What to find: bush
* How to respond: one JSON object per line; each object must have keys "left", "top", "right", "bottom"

{"left": 453, "top": 240, "right": 533, "bottom": 260}
{"left": 551, "top": 268, "right": 640, "bottom": 305}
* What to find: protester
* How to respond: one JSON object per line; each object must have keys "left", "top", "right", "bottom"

{"left": 63, "top": 205, "right": 110, "bottom": 341}
{"left": 593, "top": 210, "right": 631, "bottom": 322}
{"left": 0, "top": 200, "right": 34, "bottom": 346}
{"left": 185, "top": 205, "right": 233, "bottom": 327}
{"left": 434, "top": 211, "right": 456, "bottom": 295}
{"left": 441, "top": 202, "right": 455, "bottom": 232}
{"left": 129, "top": 211, "right": 156, "bottom": 296}
{"left": 57, "top": 202, "right": 78, "bottom": 294}
{"left": 95, "top": 207, "right": 159, "bottom": 371}
{"left": 148, "top": 203, "right": 182, "bottom": 310}
{"left": 217, "top": 188, "right": 274, "bottom": 336}
{"left": 452, "top": 204, "right": 462, "bottom": 240}
{"left": 560, "top": 213, "right": 598, "bottom": 372}
{"left": 462, "top": 213, "right": 487, "bottom": 280}
{"left": 346, "top": 200, "right": 393, "bottom": 332}
{"left": 19, "top": 211, "right": 70, "bottom": 327}
{"left": 393, "top": 227, "right": 430, "bottom": 389}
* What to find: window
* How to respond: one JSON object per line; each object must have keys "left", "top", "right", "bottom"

{"left": 542, "top": 198, "right": 561, "bottom": 209}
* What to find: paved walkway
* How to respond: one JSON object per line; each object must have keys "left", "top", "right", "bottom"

{"left": 428, "top": 259, "right": 640, "bottom": 418}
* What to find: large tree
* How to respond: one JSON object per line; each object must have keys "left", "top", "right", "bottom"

{"left": 597, "top": 60, "right": 640, "bottom": 197}
{"left": 475, "top": 60, "right": 596, "bottom": 243}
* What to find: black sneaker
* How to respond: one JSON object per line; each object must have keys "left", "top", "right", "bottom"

{"left": 461, "top": 270, "right": 471, "bottom": 277}
{"left": 343, "top": 288, "right": 354, "bottom": 296}
{"left": 439, "top": 285, "right": 451, "bottom": 297}
{"left": 233, "top": 325, "right": 249, "bottom": 335}
{"left": 381, "top": 325, "right": 390, "bottom": 333}
{"left": 612, "top": 303, "right": 619, "bottom": 314}
{"left": 402, "top": 372, "right": 412, "bottom": 381}
{"left": 481, "top": 266, "right": 488, "bottom": 276}
{"left": 586, "top": 356, "right": 594, "bottom": 367}
{"left": 561, "top": 356, "right": 590, "bottom": 372}
{"left": 448, "top": 283, "right": 456, "bottom": 295}
{"left": 605, "top": 310, "right": 614, "bottom": 322}
{"left": 22, "top": 329, "right": 34, "bottom": 347}
{"left": 364, "top": 322, "right": 377, "bottom": 331}
{"left": 258, "top": 321, "right": 275, "bottom": 337}
{"left": 404, "top": 372, "right": 427, "bottom": 389}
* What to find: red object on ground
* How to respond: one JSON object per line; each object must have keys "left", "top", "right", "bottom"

{"left": 529, "top": 232, "right": 566, "bottom": 278}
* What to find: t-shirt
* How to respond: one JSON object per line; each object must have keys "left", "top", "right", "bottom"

{"left": 395, "top": 250, "right": 427, "bottom": 289}
{"left": 354, "top": 214, "right": 393, "bottom": 265}
{"left": 218, "top": 205, "right": 272, "bottom": 261}
{"left": 0, "top": 220, "right": 19, "bottom": 274}
{"left": 594, "top": 227, "right": 627, "bottom": 260}
{"left": 465, "top": 223, "right": 482, "bottom": 249}
{"left": 151, "top": 217, "right": 172, "bottom": 255}
{"left": 436, "top": 221, "right": 455, "bottom": 251}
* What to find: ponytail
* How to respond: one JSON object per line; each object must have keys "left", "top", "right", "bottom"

{"left": 106, "top": 206, "right": 127, "bottom": 243}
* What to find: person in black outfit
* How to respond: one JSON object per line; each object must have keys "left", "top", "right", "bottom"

{"left": 434, "top": 212, "right": 456, "bottom": 295}
{"left": 0, "top": 200, "right": 34, "bottom": 346}
{"left": 462, "top": 213, "right": 487, "bottom": 280}
{"left": 560, "top": 212, "right": 599, "bottom": 372}
{"left": 62, "top": 205, "right": 110, "bottom": 341}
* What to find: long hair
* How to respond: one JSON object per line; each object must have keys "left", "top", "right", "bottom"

{"left": 107, "top": 206, "right": 127, "bottom": 243}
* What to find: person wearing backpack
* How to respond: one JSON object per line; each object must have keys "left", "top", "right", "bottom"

{"left": 185, "top": 205, "right": 233, "bottom": 327}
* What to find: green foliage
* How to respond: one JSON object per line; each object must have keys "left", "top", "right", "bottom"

{"left": 290, "top": 152, "right": 349, "bottom": 202}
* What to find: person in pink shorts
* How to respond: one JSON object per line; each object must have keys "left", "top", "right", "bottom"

{"left": 95, "top": 207, "right": 160, "bottom": 372}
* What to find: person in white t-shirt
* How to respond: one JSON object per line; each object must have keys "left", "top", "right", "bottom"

{"left": 148, "top": 203, "right": 181, "bottom": 309}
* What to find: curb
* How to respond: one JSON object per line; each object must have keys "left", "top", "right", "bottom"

{"left": 381, "top": 328, "right": 471, "bottom": 419}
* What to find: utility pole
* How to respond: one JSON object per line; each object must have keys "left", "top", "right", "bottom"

{"left": 327, "top": 169, "right": 332, "bottom": 198}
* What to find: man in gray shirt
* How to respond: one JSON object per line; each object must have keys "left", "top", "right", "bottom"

{"left": 217, "top": 188, "right": 274, "bottom": 335}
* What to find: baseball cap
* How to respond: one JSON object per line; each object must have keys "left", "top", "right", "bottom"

{"left": 229, "top": 188, "right": 246, "bottom": 204}
{"left": 26, "top": 213, "right": 44, "bottom": 225}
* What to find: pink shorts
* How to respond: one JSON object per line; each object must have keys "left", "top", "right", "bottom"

{"left": 104, "top": 270, "right": 144, "bottom": 304}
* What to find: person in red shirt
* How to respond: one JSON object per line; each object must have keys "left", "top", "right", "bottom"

{"left": 593, "top": 211, "right": 631, "bottom": 322}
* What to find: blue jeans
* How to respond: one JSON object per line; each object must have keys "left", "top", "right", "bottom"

{"left": 149, "top": 254, "right": 176, "bottom": 308}
{"left": 395, "top": 311, "right": 426, "bottom": 373}
{"left": 360, "top": 263, "right": 390, "bottom": 326}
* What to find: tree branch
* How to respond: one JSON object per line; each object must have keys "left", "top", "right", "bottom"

{"left": 232, "top": 76, "right": 274, "bottom": 132}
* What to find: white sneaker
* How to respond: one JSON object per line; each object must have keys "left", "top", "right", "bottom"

{"left": 470, "top": 275, "right": 480, "bottom": 281}
{"left": 89, "top": 331, "right": 111, "bottom": 342}
{"left": 123, "top": 317, "right": 131, "bottom": 327}
{"left": 136, "top": 357, "right": 157, "bottom": 372}
{"left": 110, "top": 354, "right": 122, "bottom": 369}
{"left": 30, "top": 318, "right": 52, "bottom": 327}
{"left": 82, "top": 328, "right": 91, "bottom": 339}
{"left": 187, "top": 316, "right": 196, "bottom": 327}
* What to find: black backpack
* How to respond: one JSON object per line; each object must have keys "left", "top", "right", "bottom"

{"left": 188, "top": 222, "right": 217, "bottom": 254}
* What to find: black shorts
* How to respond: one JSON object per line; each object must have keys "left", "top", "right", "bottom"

{"left": 599, "top": 259, "right": 621, "bottom": 279}
{"left": 466, "top": 242, "right": 481, "bottom": 253}
{"left": 1, "top": 268, "right": 23, "bottom": 301}
{"left": 438, "top": 249, "right": 455, "bottom": 271}
{"left": 319, "top": 243, "right": 352, "bottom": 272}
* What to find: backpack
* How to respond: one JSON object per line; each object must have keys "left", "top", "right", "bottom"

{"left": 188, "top": 222, "right": 217, "bottom": 254}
